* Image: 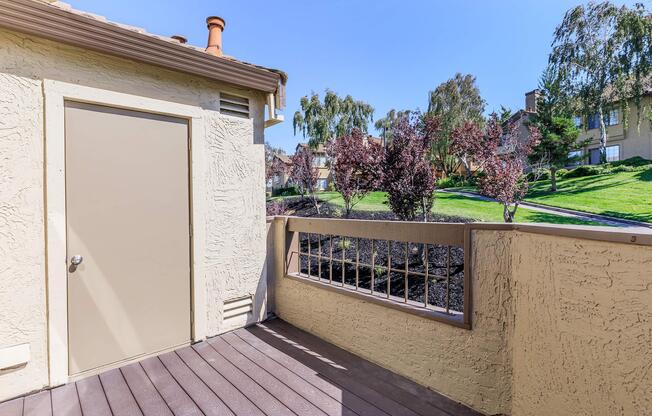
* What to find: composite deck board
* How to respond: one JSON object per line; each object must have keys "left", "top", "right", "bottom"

{"left": 99, "top": 368, "right": 143, "bottom": 416}
{"left": 192, "top": 341, "right": 294, "bottom": 416}
{"left": 120, "top": 363, "right": 174, "bottom": 416}
{"left": 221, "top": 332, "right": 375, "bottom": 416}
{"left": 139, "top": 357, "right": 202, "bottom": 416}
{"left": 75, "top": 376, "right": 112, "bottom": 416}
{"left": 268, "top": 320, "right": 474, "bottom": 416}
{"left": 0, "top": 320, "right": 480, "bottom": 416}
{"left": 208, "top": 336, "right": 331, "bottom": 416}
{"left": 0, "top": 398, "right": 23, "bottom": 416}
{"left": 23, "top": 391, "right": 51, "bottom": 416}
{"left": 51, "top": 384, "right": 82, "bottom": 416}
{"left": 175, "top": 346, "right": 264, "bottom": 416}
{"left": 232, "top": 330, "right": 389, "bottom": 416}
{"left": 244, "top": 325, "right": 423, "bottom": 416}
{"left": 158, "top": 351, "right": 234, "bottom": 416}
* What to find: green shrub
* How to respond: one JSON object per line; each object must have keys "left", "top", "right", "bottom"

{"left": 273, "top": 186, "right": 299, "bottom": 197}
{"left": 527, "top": 168, "right": 550, "bottom": 182}
{"left": 610, "top": 156, "right": 651, "bottom": 167}
{"left": 635, "top": 164, "right": 652, "bottom": 171}
{"left": 562, "top": 165, "right": 606, "bottom": 178}
{"left": 437, "top": 174, "right": 476, "bottom": 189}
{"left": 611, "top": 165, "right": 635, "bottom": 173}
{"left": 556, "top": 168, "right": 569, "bottom": 178}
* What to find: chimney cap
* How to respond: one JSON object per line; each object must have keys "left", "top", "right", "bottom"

{"left": 171, "top": 35, "right": 187, "bottom": 44}
{"left": 206, "top": 16, "right": 226, "bottom": 30}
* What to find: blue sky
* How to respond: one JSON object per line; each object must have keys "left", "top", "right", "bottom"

{"left": 66, "top": 0, "right": 637, "bottom": 153}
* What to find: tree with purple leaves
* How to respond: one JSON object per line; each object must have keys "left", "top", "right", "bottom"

{"left": 477, "top": 115, "right": 541, "bottom": 223}
{"left": 327, "top": 129, "right": 384, "bottom": 217}
{"left": 450, "top": 120, "right": 498, "bottom": 179}
{"left": 383, "top": 114, "right": 439, "bottom": 222}
{"left": 290, "top": 146, "right": 321, "bottom": 214}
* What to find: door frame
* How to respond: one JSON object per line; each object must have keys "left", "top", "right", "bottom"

{"left": 44, "top": 80, "right": 207, "bottom": 386}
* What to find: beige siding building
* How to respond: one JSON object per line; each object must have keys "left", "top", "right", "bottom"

{"left": 0, "top": 0, "right": 285, "bottom": 401}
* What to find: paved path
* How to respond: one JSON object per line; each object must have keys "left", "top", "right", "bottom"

{"left": 441, "top": 189, "right": 652, "bottom": 232}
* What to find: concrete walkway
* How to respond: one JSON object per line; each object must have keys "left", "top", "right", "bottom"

{"left": 441, "top": 189, "right": 652, "bottom": 232}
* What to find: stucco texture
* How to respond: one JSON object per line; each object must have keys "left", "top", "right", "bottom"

{"left": 0, "top": 27, "right": 268, "bottom": 400}
{"left": 273, "top": 225, "right": 652, "bottom": 416}
{"left": 274, "top": 229, "right": 516, "bottom": 415}
{"left": 509, "top": 231, "right": 652, "bottom": 416}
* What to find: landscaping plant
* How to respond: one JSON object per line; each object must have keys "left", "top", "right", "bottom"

{"left": 383, "top": 114, "right": 439, "bottom": 222}
{"left": 290, "top": 145, "right": 321, "bottom": 214}
{"left": 478, "top": 115, "right": 541, "bottom": 222}
{"left": 327, "top": 128, "right": 384, "bottom": 217}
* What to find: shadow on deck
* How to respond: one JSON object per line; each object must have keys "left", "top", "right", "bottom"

{"left": 0, "top": 319, "right": 481, "bottom": 416}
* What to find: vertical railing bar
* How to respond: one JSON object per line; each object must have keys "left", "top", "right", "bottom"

{"left": 329, "top": 235, "right": 333, "bottom": 284}
{"left": 424, "top": 244, "right": 429, "bottom": 308}
{"left": 404, "top": 242, "right": 408, "bottom": 303}
{"left": 318, "top": 234, "right": 322, "bottom": 281}
{"left": 371, "top": 239, "right": 375, "bottom": 295}
{"left": 355, "top": 238, "right": 360, "bottom": 290}
{"left": 446, "top": 245, "right": 451, "bottom": 314}
{"left": 307, "top": 233, "right": 311, "bottom": 278}
{"left": 341, "top": 236, "right": 346, "bottom": 287}
{"left": 387, "top": 241, "right": 391, "bottom": 299}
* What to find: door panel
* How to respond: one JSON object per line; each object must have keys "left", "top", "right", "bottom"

{"left": 65, "top": 101, "right": 191, "bottom": 375}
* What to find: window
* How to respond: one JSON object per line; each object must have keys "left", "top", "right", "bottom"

{"left": 606, "top": 109, "right": 619, "bottom": 126}
{"left": 313, "top": 155, "right": 327, "bottom": 167}
{"left": 317, "top": 179, "right": 328, "bottom": 190}
{"left": 573, "top": 116, "right": 583, "bottom": 128}
{"left": 567, "top": 150, "right": 583, "bottom": 167}
{"left": 606, "top": 145, "right": 620, "bottom": 162}
{"left": 588, "top": 113, "right": 600, "bottom": 130}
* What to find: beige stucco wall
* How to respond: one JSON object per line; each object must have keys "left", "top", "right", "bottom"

{"left": 0, "top": 28, "right": 268, "bottom": 400}
{"left": 274, "top": 228, "right": 516, "bottom": 415}
{"left": 509, "top": 231, "right": 652, "bottom": 416}
{"left": 272, "top": 224, "right": 652, "bottom": 415}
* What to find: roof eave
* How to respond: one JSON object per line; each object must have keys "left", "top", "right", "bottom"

{"left": 0, "top": 0, "right": 283, "bottom": 93}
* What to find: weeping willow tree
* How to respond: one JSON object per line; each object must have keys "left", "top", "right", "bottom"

{"left": 550, "top": 1, "right": 652, "bottom": 163}
{"left": 427, "top": 73, "right": 485, "bottom": 176}
{"left": 374, "top": 109, "right": 413, "bottom": 146}
{"left": 292, "top": 90, "right": 374, "bottom": 148}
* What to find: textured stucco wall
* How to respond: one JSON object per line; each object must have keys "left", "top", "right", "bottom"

{"left": 0, "top": 27, "right": 268, "bottom": 400}
{"left": 274, "top": 229, "right": 516, "bottom": 415}
{"left": 509, "top": 231, "right": 652, "bottom": 416}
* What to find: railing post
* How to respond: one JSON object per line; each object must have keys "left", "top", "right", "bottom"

{"left": 285, "top": 218, "right": 299, "bottom": 276}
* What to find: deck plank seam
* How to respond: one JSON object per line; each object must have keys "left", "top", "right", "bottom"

{"left": 154, "top": 356, "right": 207, "bottom": 416}
{"left": 96, "top": 376, "right": 116, "bottom": 416}
{"left": 73, "top": 383, "right": 84, "bottom": 416}
{"left": 231, "top": 331, "right": 391, "bottom": 416}
{"left": 135, "top": 362, "right": 176, "bottom": 416}
{"left": 191, "top": 344, "right": 288, "bottom": 416}
{"left": 117, "top": 368, "right": 145, "bottom": 416}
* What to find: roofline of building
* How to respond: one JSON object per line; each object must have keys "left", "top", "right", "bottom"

{"left": 0, "top": 0, "right": 284, "bottom": 94}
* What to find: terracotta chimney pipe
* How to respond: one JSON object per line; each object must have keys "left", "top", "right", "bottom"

{"left": 206, "top": 16, "right": 225, "bottom": 57}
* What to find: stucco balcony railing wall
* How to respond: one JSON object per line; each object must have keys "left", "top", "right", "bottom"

{"left": 266, "top": 217, "right": 652, "bottom": 416}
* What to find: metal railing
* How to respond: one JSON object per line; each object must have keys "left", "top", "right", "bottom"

{"left": 283, "top": 217, "right": 472, "bottom": 328}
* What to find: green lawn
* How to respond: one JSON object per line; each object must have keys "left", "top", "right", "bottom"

{"left": 526, "top": 170, "right": 652, "bottom": 223}
{"left": 280, "top": 191, "right": 604, "bottom": 225}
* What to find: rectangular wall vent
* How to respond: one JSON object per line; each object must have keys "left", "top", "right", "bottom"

{"left": 223, "top": 295, "right": 253, "bottom": 320}
{"left": 219, "top": 93, "right": 250, "bottom": 119}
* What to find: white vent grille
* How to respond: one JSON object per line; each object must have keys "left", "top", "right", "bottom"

{"left": 223, "top": 295, "right": 253, "bottom": 320}
{"left": 220, "top": 93, "right": 250, "bottom": 119}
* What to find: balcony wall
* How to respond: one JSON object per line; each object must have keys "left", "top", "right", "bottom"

{"left": 267, "top": 217, "right": 652, "bottom": 416}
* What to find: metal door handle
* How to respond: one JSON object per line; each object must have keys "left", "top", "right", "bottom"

{"left": 71, "top": 255, "right": 83, "bottom": 266}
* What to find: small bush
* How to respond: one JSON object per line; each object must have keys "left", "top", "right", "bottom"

{"left": 272, "top": 186, "right": 299, "bottom": 197}
{"left": 437, "top": 174, "right": 476, "bottom": 189}
{"left": 527, "top": 168, "right": 550, "bottom": 182}
{"left": 562, "top": 165, "right": 605, "bottom": 178}
{"left": 611, "top": 165, "right": 635, "bottom": 173}
{"left": 610, "top": 156, "right": 651, "bottom": 167}
{"left": 556, "top": 168, "right": 569, "bottom": 178}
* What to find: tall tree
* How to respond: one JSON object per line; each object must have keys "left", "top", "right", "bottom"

{"left": 427, "top": 73, "right": 485, "bottom": 176}
{"left": 549, "top": 1, "right": 652, "bottom": 163}
{"left": 383, "top": 114, "right": 439, "bottom": 222}
{"left": 264, "top": 142, "right": 287, "bottom": 182}
{"left": 293, "top": 90, "right": 374, "bottom": 148}
{"left": 290, "top": 146, "right": 321, "bottom": 214}
{"left": 374, "top": 109, "right": 412, "bottom": 145}
{"left": 327, "top": 129, "right": 384, "bottom": 216}
{"left": 450, "top": 121, "right": 497, "bottom": 179}
{"left": 528, "top": 70, "right": 586, "bottom": 192}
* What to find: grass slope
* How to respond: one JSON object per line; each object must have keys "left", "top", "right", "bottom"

{"left": 526, "top": 170, "right": 652, "bottom": 223}
{"left": 308, "top": 191, "right": 603, "bottom": 225}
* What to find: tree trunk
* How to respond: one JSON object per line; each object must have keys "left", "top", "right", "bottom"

{"left": 550, "top": 167, "right": 558, "bottom": 192}
{"left": 461, "top": 156, "right": 472, "bottom": 179}
{"left": 598, "top": 107, "right": 608, "bottom": 164}
{"left": 503, "top": 203, "right": 518, "bottom": 223}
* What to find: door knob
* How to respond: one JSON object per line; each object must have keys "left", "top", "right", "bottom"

{"left": 71, "top": 255, "right": 83, "bottom": 266}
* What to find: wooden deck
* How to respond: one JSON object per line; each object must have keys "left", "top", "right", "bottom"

{"left": 0, "top": 319, "right": 481, "bottom": 416}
